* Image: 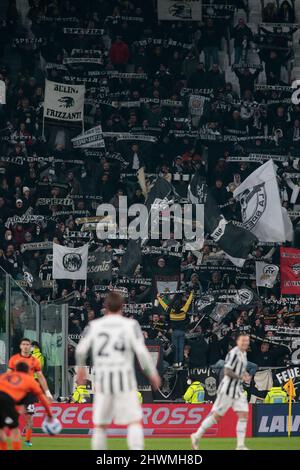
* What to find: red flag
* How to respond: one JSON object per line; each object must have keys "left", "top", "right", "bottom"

{"left": 280, "top": 247, "right": 300, "bottom": 294}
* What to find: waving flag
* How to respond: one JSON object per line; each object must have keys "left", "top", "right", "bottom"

{"left": 188, "top": 172, "right": 257, "bottom": 265}
{"left": 234, "top": 160, "right": 288, "bottom": 242}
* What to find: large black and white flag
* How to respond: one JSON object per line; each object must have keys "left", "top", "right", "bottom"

{"left": 44, "top": 80, "right": 85, "bottom": 122}
{"left": 52, "top": 244, "right": 88, "bottom": 280}
{"left": 158, "top": 0, "right": 202, "bottom": 21}
{"left": 188, "top": 172, "right": 257, "bottom": 265}
{"left": 233, "top": 160, "right": 288, "bottom": 242}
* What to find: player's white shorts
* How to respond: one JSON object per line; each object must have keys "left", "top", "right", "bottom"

{"left": 211, "top": 392, "right": 248, "bottom": 416}
{"left": 93, "top": 390, "right": 142, "bottom": 426}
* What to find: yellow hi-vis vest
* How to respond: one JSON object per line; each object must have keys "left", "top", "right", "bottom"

{"left": 137, "top": 391, "right": 143, "bottom": 404}
{"left": 72, "top": 385, "right": 91, "bottom": 403}
{"left": 183, "top": 381, "right": 205, "bottom": 403}
{"left": 32, "top": 348, "right": 45, "bottom": 380}
{"left": 264, "top": 387, "right": 288, "bottom": 404}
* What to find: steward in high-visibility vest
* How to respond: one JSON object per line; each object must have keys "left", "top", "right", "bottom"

{"left": 264, "top": 386, "right": 288, "bottom": 404}
{"left": 31, "top": 342, "right": 45, "bottom": 380}
{"left": 183, "top": 381, "right": 205, "bottom": 404}
{"left": 137, "top": 391, "right": 143, "bottom": 404}
{"left": 71, "top": 385, "right": 91, "bottom": 403}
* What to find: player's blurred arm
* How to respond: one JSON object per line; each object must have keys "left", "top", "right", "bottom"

{"left": 36, "top": 370, "right": 53, "bottom": 401}
{"left": 75, "top": 325, "right": 93, "bottom": 385}
{"left": 30, "top": 379, "right": 53, "bottom": 419}
{"left": 224, "top": 368, "right": 242, "bottom": 380}
{"left": 131, "top": 321, "right": 161, "bottom": 390}
{"left": 38, "top": 392, "right": 53, "bottom": 418}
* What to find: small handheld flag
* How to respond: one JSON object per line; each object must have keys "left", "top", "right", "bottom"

{"left": 283, "top": 378, "right": 296, "bottom": 437}
{"left": 283, "top": 378, "right": 296, "bottom": 398}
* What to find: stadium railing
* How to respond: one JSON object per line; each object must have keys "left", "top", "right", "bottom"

{"left": 0, "top": 267, "right": 68, "bottom": 397}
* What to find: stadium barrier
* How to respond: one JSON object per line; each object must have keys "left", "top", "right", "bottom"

{"left": 22, "top": 403, "right": 252, "bottom": 438}
{"left": 253, "top": 403, "right": 300, "bottom": 437}
{"left": 0, "top": 266, "right": 68, "bottom": 395}
{"left": 24, "top": 403, "right": 300, "bottom": 438}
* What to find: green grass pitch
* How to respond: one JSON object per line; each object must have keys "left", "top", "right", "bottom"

{"left": 21, "top": 437, "right": 299, "bottom": 450}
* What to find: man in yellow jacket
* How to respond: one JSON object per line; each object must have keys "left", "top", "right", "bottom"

{"left": 183, "top": 380, "right": 205, "bottom": 404}
{"left": 137, "top": 391, "right": 143, "bottom": 404}
{"left": 71, "top": 384, "right": 91, "bottom": 403}
{"left": 264, "top": 385, "right": 288, "bottom": 404}
{"left": 31, "top": 341, "right": 45, "bottom": 380}
{"left": 157, "top": 291, "right": 193, "bottom": 367}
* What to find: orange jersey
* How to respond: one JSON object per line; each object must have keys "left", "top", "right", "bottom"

{"left": 8, "top": 354, "right": 41, "bottom": 376}
{"left": 0, "top": 372, "right": 51, "bottom": 417}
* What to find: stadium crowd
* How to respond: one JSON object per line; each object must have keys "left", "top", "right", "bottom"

{"left": 0, "top": 0, "right": 300, "bottom": 399}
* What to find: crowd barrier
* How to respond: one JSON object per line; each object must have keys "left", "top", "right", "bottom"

{"left": 21, "top": 403, "right": 253, "bottom": 438}
{"left": 22, "top": 403, "right": 300, "bottom": 438}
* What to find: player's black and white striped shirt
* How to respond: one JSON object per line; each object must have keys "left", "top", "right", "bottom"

{"left": 76, "top": 315, "right": 157, "bottom": 394}
{"left": 96, "top": 366, "right": 137, "bottom": 394}
{"left": 218, "top": 346, "right": 247, "bottom": 399}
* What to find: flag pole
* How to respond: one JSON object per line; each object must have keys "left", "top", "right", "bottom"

{"left": 284, "top": 378, "right": 295, "bottom": 437}
{"left": 288, "top": 391, "right": 292, "bottom": 437}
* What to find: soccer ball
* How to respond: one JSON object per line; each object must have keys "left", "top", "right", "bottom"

{"left": 42, "top": 417, "right": 62, "bottom": 435}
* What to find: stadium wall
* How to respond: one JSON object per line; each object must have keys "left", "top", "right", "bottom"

{"left": 23, "top": 403, "right": 300, "bottom": 438}
{"left": 23, "top": 403, "right": 253, "bottom": 438}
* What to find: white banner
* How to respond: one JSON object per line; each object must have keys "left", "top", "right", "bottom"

{"left": 233, "top": 160, "right": 286, "bottom": 242}
{"left": 43, "top": 80, "right": 85, "bottom": 122}
{"left": 158, "top": 0, "right": 202, "bottom": 21}
{"left": 71, "top": 125, "right": 105, "bottom": 148}
{"left": 52, "top": 244, "right": 88, "bottom": 280}
{"left": 255, "top": 262, "right": 279, "bottom": 288}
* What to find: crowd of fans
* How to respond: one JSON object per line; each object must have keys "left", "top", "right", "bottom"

{"left": 0, "top": 0, "right": 300, "bottom": 392}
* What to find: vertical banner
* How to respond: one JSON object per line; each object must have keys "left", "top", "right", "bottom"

{"left": 280, "top": 247, "right": 300, "bottom": 294}
{"left": 157, "top": 0, "right": 202, "bottom": 21}
{"left": 0, "top": 80, "right": 6, "bottom": 104}
{"left": 189, "top": 95, "right": 205, "bottom": 126}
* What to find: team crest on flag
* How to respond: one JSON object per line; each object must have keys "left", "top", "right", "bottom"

{"left": 234, "top": 160, "right": 287, "bottom": 242}
{"left": 256, "top": 262, "right": 279, "bottom": 288}
{"left": 53, "top": 243, "right": 88, "bottom": 280}
{"left": 239, "top": 183, "right": 267, "bottom": 230}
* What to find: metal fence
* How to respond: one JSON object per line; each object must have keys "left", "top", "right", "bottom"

{"left": 0, "top": 267, "right": 68, "bottom": 396}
